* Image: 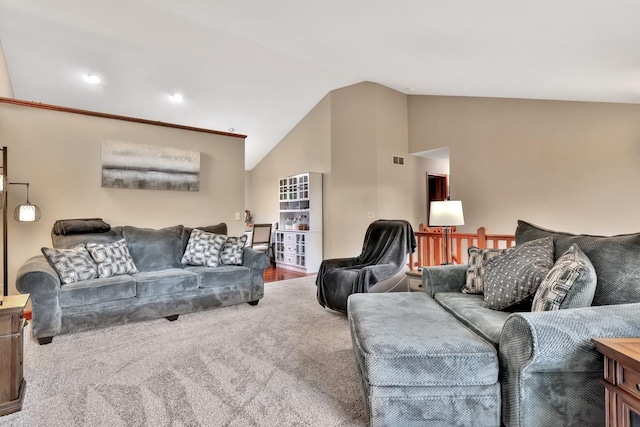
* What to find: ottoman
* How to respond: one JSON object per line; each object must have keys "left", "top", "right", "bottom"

{"left": 348, "top": 292, "right": 500, "bottom": 427}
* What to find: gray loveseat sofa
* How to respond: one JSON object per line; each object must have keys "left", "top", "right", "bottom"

{"left": 348, "top": 220, "right": 640, "bottom": 426}
{"left": 16, "top": 223, "right": 268, "bottom": 345}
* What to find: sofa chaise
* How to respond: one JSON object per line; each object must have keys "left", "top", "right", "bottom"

{"left": 348, "top": 220, "right": 640, "bottom": 426}
{"left": 16, "top": 222, "right": 269, "bottom": 345}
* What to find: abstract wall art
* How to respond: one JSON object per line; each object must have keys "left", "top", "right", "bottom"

{"left": 101, "top": 140, "right": 200, "bottom": 191}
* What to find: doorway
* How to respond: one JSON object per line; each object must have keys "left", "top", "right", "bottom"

{"left": 426, "top": 173, "right": 448, "bottom": 226}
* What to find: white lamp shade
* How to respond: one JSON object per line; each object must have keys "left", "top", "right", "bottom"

{"left": 429, "top": 200, "right": 465, "bottom": 226}
{"left": 15, "top": 203, "right": 41, "bottom": 222}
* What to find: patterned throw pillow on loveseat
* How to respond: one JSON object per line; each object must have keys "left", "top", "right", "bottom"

{"left": 463, "top": 247, "right": 507, "bottom": 294}
{"left": 42, "top": 244, "right": 98, "bottom": 284}
{"left": 181, "top": 229, "right": 227, "bottom": 268}
{"left": 86, "top": 239, "right": 138, "bottom": 278}
{"left": 219, "top": 235, "right": 248, "bottom": 265}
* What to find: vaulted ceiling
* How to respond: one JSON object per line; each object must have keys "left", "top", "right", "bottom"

{"left": 1, "top": 1, "right": 639, "bottom": 169}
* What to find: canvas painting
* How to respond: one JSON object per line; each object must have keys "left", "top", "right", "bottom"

{"left": 101, "top": 140, "right": 200, "bottom": 191}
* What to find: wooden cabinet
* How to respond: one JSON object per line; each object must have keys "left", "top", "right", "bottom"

{"left": 0, "top": 294, "right": 28, "bottom": 417}
{"left": 276, "top": 172, "right": 323, "bottom": 273}
{"left": 594, "top": 337, "right": 640, "bottom": 427}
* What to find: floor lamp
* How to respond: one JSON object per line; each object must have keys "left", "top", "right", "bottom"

{"left": 429, "top": 199, "right": 465, "bottom": 265}
{"left": 0, "top": 146, "right": 42, "bottom": 304}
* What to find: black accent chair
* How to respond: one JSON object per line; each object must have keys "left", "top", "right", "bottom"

{"left": 316, "top": 219, "right": 416, "bottom": 313}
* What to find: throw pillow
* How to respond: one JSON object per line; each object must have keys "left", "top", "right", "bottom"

{"left": 86, "top": 239, "right": 138, "bottom": 278}
{"left": 181, "top": 229, "right": 227, "bottom": 267}
{"left": 219, "top": 235, "right": 248, "bottom": 265}
{"left": 531, "top": 244, "right": 597, "bottom": 312}
{"left": 41, "top": 245, "right": 98, "bottom": 284}
{"left": 462, "top": 247, "right": 507, "bottom": 294}
{"left": 483, "top": 237, "right": 554, "bottom": 310}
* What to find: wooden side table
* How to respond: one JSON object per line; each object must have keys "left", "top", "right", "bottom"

{"left": 0, "top": 294, "right": 29, "bottom": 417}
{"left": 593, "top": 337, "right": 640, "bottom": 427}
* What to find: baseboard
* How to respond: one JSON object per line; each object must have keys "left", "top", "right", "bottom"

{"left": 24, "top": 310, "right": 32, "bottom": 320}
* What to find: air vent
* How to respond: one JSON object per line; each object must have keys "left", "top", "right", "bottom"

{"left": 392, "top": 156, "right": 405, "bottom": 165}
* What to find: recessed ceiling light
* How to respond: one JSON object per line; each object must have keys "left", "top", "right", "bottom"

{"left": 85, "top": 74, "right": 101, "bottom": 84}
{"left": 228, "top": 128, "right": 235, "bottom": 132}
{"left": 169, "top": 93, "right": 183, "bottom": 102}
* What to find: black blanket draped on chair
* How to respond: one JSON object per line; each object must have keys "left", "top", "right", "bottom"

{"left": 316, "top": 219, "right": 416, "bottom": 313}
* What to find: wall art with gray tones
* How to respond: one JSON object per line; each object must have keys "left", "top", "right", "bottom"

{"left": 101, "top": 140, "right": 200, "bottom": 191}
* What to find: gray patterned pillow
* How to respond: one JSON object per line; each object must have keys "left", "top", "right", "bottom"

{"left": 86, "top": 239, "right": 138, "bottom": 278}
{"left": 219, "top": 235, "right": 248, "bottom": 265}
{"left": 181, "top": 229, "right": 227, "bottom": 267}
{"left": 41, "top": 244, "right": 98, "bottom": 284}
{"left": 531, "top": 244, "right": 597, "bottom": 312}
{"left": 463, "top": 247, "right": 507, "bottom": 294}
{"left": 483, "top": 237, "right": 554, "bottom": 310}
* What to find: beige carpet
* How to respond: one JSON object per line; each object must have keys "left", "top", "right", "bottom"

{"left": 3, "top": 276, "right": 366, "bottom": 426}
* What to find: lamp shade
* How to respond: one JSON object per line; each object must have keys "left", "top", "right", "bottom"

{"left": 15, "top": 203, "right": 41, "bottom": 222}
{"left": 429, "top": 200, "right": 465, "bottom": 226}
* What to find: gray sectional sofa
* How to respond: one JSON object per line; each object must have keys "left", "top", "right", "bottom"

{"left": 16, "top": 223, "right": 268, "bottom": 345}
{"left": 348, "top": 220, "right": 640, "bottom": 427}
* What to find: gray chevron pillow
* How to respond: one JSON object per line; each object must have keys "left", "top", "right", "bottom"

{"left": 219, "top": 235, "right": 248, "bottom": 265}
{"left": 87, "top": 239, "right": 138, "bottom": 278}
{"left": 42, "top": 244, "right": 98, "bottom": 284}
{"left": 181, "top": 229, "right": 227, "bottom": 267}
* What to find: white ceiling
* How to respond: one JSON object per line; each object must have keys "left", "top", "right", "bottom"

{"left": 1, "top": 1, "right": 639, "bottom": 169}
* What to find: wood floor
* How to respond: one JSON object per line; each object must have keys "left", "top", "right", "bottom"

{"left": 263, "top": 264, "right": 314, "bottom": 283}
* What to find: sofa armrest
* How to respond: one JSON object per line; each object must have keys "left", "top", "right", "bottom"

{"left": 16, "top": 255, "right": 62, "bottom": 339}
{"left": 499, "top": 303, "right": 640, "bottom": 426}
{"left": 242, "top": 247, "right": 269, "bottom": 302}
{"left": 421, "top": 264, "right": 467, "bottom": 297}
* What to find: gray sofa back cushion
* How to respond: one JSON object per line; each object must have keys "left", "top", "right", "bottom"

{"left": 53, "top": 227, "right": 124, "bottom": 249}
{"left": 515, "top": 220, "right": 640, "bottom": 306}
{"left": 123, "top": 225, "right": 185, "bottom": 272}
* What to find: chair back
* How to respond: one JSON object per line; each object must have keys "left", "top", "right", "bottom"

{"left": 251, "top": 224, "right": 272, "bottom": 250}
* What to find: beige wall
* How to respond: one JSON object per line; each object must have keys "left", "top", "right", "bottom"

{"left": 0, "top": 101, "right": 246, "bottom": 295}
{"left": 249, "top": 82, "right": 433, "bottom": 258}
{"left": 247, "top": 93, "right": 331, "bottom": 231}
{"left": 408, "top": 95, "right": 640, "bottom": 235}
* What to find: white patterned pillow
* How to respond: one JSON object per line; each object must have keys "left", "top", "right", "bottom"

{"left": 462, "top": 247, "right": 507, "bottom": 294}
{"left": 181, "top": 229, "right": 227, "bottom": 267}
{"left": 219, "top": 235, "right": 248, "bottom": 265}
{"left": 41, "top": 245, "right": 98, "bottom": 284}
{"left": 532, "top": 244, "right": 597, "bottom": 312}
{"left": 86, "top": 239, "right": 138, "bottom": 278}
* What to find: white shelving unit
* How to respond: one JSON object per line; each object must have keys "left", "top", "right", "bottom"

{"left": 275, "top": 172, "right": 323, "bottom": 273}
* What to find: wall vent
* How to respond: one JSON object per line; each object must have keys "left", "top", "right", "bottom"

{"left": 392, "top": 156, "right": 405, "bottom": 165}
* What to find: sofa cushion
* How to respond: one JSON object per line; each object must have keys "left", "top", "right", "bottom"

{"left": 41, "top": 245, "right": 98, "bottom": 284}
{"left": 123, "top": 225, "right": 185, "bottom": 272}
{"left": 52, "top": 227, "right": 124, "bottom": 249}
{"left": 132, "top": 269, "right": 199, "bottom": 298}
{"left": 181, "top": 229, "right": 227, "bottom": 267}
{"left": 59, "top": 274, "right": 136, "bottom": 308}
{"left": 87, "top": 239, "right": 138, "bottom": 278}
{"left": 219, "top": 235, "right": 248, "bottom": 265}
{"left": 434, "top": 293, "right": 511, "bottom": 346}
{"left": 463, "top": 247, "right": 507, "bottom": 294}
{"left": 532, "top": 244, "right": 597, "bottom": 312}
{"left": 185, "top": 265, "right": 250, "bottom": 289}
{"left": 516, "top": 220, "right": 640, "bottom": 306}
{"left": 483, "top": 237, "right": 554, "bottom": 310}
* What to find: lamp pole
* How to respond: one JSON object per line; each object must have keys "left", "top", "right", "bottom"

{"left": 2, "top": 146, "right": 7, "bottom": 301}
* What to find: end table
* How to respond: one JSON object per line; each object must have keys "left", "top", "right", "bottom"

{"left": 0, "top": 294, "right": 29, "bottom": 416}
{"left": 593, "top": 337, "right": 640, "bottom": 427}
